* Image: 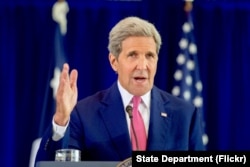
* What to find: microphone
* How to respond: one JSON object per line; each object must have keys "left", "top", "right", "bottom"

{"left": 126, "top": 105, "right": 133, "bottom": 118}
{"left": 126, "top": 105, "right": 139, "bottom": 151}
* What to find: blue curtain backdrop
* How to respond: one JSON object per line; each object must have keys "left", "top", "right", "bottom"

{"left": 0, "top": 0, "right": 250, "bottom": 166}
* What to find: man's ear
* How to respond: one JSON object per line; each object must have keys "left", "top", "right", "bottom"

{"left": 109, "top": 53, "right": 118, "bottom": 72}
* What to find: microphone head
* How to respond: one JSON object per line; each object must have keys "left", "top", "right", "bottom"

{"left": 125, "top": 105, "right": 133, "bottom": 118}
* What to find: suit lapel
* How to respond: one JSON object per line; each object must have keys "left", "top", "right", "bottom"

{"left": 97, "top": 84, "right": 173, "bottom": 154}
{"left": 98, "top": 83, "right": 132, "bottom": 159}
{"left": 147, "top": 86, "right": 172, "bottom": 150}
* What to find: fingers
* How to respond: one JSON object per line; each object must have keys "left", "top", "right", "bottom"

{"left": 59, "top": 63, "right": 78, "bottom": 88}
{"left": 60, "top": 63, "right": 70, "bottom": 84}
{"left": 70, "top": 69, "right": 78, "bottom": 91}
{"left": 56, "top": 63, "right": 78, "bottom": 101}
{"left": 57, "top": 63, "right": 69, "bottom": 95}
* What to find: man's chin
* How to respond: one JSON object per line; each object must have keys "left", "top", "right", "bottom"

{"left": 129, "top": 86, "right": 151, "bottom": 96}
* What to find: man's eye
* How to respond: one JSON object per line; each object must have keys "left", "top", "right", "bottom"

{"left": 146, "top": 53, "right": 155, "bottom": 58}
{"left": 128, "top": 52, "right": 136, "bottom": 57}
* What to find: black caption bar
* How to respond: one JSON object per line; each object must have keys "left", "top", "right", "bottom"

{"left": 132, "top": 151, "right": 250, "bottom": 167}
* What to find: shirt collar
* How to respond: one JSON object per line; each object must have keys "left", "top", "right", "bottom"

{"left": 117, "top": 81, "right": 151, "bottom": 109}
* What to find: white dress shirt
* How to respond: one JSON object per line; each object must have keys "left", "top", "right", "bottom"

{"left": 117, "top": 81, "right": 151, "bottom": 137}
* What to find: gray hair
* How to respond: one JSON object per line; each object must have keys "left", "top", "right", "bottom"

{"left": 108, "top": 16, "right": 162, "bottom": 58}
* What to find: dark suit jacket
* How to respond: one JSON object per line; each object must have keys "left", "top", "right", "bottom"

{"left": 36, "top": 82, "right": 205, "bottom": 163}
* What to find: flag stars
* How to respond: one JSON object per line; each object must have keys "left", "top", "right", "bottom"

{"left": 171, "top": 12, "right": 207, "bottom": 145}
{"left": 176, "top": 54, "right": 186, "bottom": 65}
{"left": 195, "top": 81, "right": 203, "bottom": 92}
{"left": 179, "top": 38, "right": 188, "bottom": 49}
{"left": 183, "top": 90, "right": 191, "bottom": 100}
{"left": 183, "top": 22, "right": 192, "bottom": 33}
{"left": 193, "top": 96, "right": 203, "bottom": 107}
{"left": 189, "top": 43, "right": 197, "bottom": 54}
{"left": 174, "top": 70, "right": 183, "bottom": 81}
{"left": 172, "top": 86, "right": 180, "bottom": 96}
{"left": 186, "top": 60, "right": 195, "bottom": 70}
{"left": 50, "top": 67, "right": 61, "bottom": 99}
{"left": 185, "top": 75, "right": 193, "bottom": 86}
{"left": 173, "top": 17, "right": 204, "bottom": 110}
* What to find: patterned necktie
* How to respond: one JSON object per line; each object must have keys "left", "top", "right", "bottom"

{"left": 131, "top": 96, "right": 147, "bottom": 151}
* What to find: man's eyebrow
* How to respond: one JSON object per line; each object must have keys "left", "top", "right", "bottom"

{"left": 127, "top": 50, "right": 137, "bottom": 55}
{"left": 146, "top": 51, "right": 155, "bottom": 54}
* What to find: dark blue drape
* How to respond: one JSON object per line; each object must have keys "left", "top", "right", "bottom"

{"left": 194, "top": 2, "right": 250, "bottom": 150}
{"left": 1, "top": 0, "right": 250, "bottom": 167}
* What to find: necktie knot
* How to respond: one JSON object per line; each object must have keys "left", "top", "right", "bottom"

{"left": 132, "top": 96, "right": 141, "bottom": 110}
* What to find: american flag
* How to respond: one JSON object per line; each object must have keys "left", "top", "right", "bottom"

{"left": 30, "top": 1, "right": 69, "bottom": 167}
{"left": 171, "top": 2, "right": 208, "bottom": 146}
{"left": 38, "top": 0, "right": 69, "bottom": 137}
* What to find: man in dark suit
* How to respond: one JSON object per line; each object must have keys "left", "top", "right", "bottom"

{"left": 35, "top": 16, "right": 205, "bottom": 164}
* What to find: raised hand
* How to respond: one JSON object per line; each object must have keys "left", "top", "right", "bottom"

{"left": 54, "top": 63, "right": 78, "bottom": 126}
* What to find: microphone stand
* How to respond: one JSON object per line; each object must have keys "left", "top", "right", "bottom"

{"left": 126, "top": 105, "right": 139, "bottom": 151}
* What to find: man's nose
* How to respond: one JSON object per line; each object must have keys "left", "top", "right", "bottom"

{"left": 136, "top": 56, "right": 147, "bottom": 70}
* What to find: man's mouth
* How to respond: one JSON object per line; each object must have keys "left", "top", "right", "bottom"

{"left": 134, "top": 76, "right": 146, "bottom": 82}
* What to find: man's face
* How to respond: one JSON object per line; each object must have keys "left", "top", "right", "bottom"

{"left": 109, "top": 36, "right": 158, "bottom": 96}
